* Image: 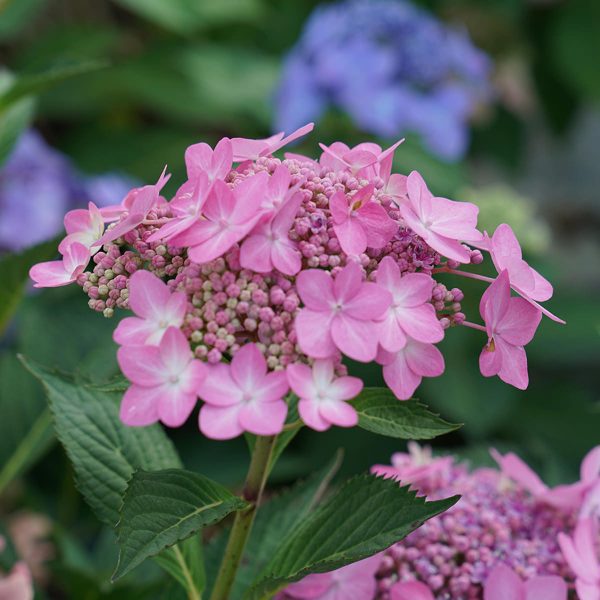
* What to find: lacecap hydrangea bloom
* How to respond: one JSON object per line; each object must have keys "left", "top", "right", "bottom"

{"left": 0, "top": 130, "right": 137, "bottom": 253}
{"left": 274, "top": 0, "right": 491, "bottom": 161}
{"left": 278, "top": 443, "right": 600, "bottom": 599}
{"left": 30, "top": 123, "right": 562, "bottom": 440}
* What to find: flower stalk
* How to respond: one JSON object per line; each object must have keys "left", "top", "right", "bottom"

{"left": 209, "top": 434, "right": 278, "bottom": 600}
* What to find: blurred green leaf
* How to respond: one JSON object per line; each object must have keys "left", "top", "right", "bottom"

{"left": 114, "top": 469, "right": 248, "bottom": 585}
{"left": 352, "top": 388, "right": 461, "bottom": 440}
{"left": 0, "top": 237, "right": 58, "bottom": 334}
{"left": 111, "top": 0, "right": 262, "bottom": 35}
{"left": 0, "top": 0, "right": 47, "bottom": 41}
{"left": 153, "top": 536, "right": 204, "bottom": 599}
{"left": 246, "top": 475, "right": 459, "bottom": 598}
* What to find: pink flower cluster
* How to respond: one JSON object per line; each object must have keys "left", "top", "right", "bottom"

{"left": 30, "top": 124, "right": 562, "bottom": 439}
{"left": 279, "top": 443, "right": 600, "bottom": 600}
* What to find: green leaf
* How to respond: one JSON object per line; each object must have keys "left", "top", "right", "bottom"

{"left": 246, "top": 475, "right": 459, "bottom": 599}
{"left": 229, "top": 451, "right": 342, "bottom": 596}
{"left": 0, "top": 60, "right": 108, "bottom": 110}
{"left": 20, "top": 357, "right": 182, "bottom": 526}
{"left": 0, "top": 237, "right": 59, "bottom": 334}
{"left": 153, "top": 536, "right": 204, "bottom": 599}
{"left": 111, "top": 0, "right": 262, "bottom": 34}
{"left": 0, "top": 0, "right": 48, "bottom": 42}
{"left": 351, "top": 388, "right": 461, "bottom": 439}
{"left": 114, "top": 468, "right": 249, "bottom": 581}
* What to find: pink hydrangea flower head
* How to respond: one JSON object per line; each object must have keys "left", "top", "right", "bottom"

{"left": 117, "top": 326, "right": 207, "bottom": 427}
{"left": 279, "top": 555, "right": 380, "bottom": 600}
{"left": 478, "top": 270, "right": 542, "bottom": 390}
{"left": 399, "top": 171, "right": 482, "bottom": 263}
{"left": 184, "top": 137, "right": 232, "bottom": 182}
{"left": 375, "top": 256, "right": 444, "bottom": 352}
{"left": 113, "top": 270, "right": 187, "bottom": 346}
{"left": 329, "top": 185, "right": 397, "bottom": 255}
{"left": 29, "top": 241, "right": 90, "bottom": 288}
{"left": 0, "top": 561, "right": 34, "bottom": 600}
{"left": 231, "top": 123, "right": 314, "bottom": 162}
{"left": 240, "top": 192, "right": 303, "bottom": 275}
{"left": 372, "top": 442, "right": 454, "bottom": 490}
{"left": 492, "top": 445, "right": 600, "bottom": 513}
{"left": 198, "top": 343, "right": 289, "bottom": 440}
{"left": 483, "top": 563, "right": 567, "bottom": 600}
{"left": 169, "top": 172, "right": 269, "bottom": 264}
{"left": 59, "top": 201, "right": 105, "bottom": 255}
{"left": 390, "top": 580, "right": 435, "bottom": 600}
{"left": 377, "top": 339, "right": 445, "bottom": 400}
{"left": 295, "top": 262, "right": 392, "bottom": 362}
{"left": 558, "top": 518, "right": 600, "bottom": 600}
{"left": 488, "top": 223, "right": 564, "bottom": 323}
{"left": 287, "top": 358, "right": 362, "bottom": 431}
{"left": 96, "top": 167, "right": 170, "bottom": 245}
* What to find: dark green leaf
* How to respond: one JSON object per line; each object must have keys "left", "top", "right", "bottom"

{"left": 114, "top": 468, "right": 248, "bottom": 580}
{"left": 351, "top": 388, "right": 461, "bottom": 439}
{"left": 246, "top": 475, "right": 459, "bottom": 598}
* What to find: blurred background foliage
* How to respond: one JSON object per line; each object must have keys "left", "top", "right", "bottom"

{"left": 0, "top": 0, "right": 599, "bottom": 597}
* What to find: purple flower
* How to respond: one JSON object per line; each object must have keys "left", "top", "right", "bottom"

{"left": 274, "top": 0, "right": 492, "bottom": 161}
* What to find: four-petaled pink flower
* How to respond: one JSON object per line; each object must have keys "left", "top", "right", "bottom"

{"left": 169, "top": 173, "right": 269, "bottom": 264}
{"left": 278, "top": 555, "right": 380, "bottom": 600}
{"left": 59, "top": 202, "right": 105, "bottom": 255}
{"left": 240, "top": 192, "right": 303, "bottom": 275}
{"left": 491, "top": 445, "right": 600, "bottom": 513}
{"left": 113, "top": 270, "right": 187, "bottom": 346}
{"left": 29, "top": 241, "right": 90, "bottom": 288}
{"left": 479, "top": 270, "right": 542, "bottom": 390}
{"left": 488, "top": 223, "right": 564, "bottom": 323}
{"left": 375, "top": 256, "right": 444, "bottom": 353}
{"left": 329, "top": 185, "right": 397, "bottom": 256}
{"left": 198, "top": 344, "right": 289, "bottom": 440}
{"left": 96, "top": 168, "right": 170, "bottom": 245}
{"left": 390, "top": 580, "right": 435, "bottom": 600}
{"left": 287, "top": 359, "right": 362, "bottom": 431}
{"left": 399, "top": 171, "right": 482, "bottom": 263}
{"left": 377, "top": 339, "right": 445, "bottom": 401}
{"left": 483, "top": 563, "right": 567, "bottom": 600}
{"left": 184, "top": 137, "right": 232, "bottom": 182}
{"left": 558, "top": 518, "right": 600, "bottom": 600}
{"left": 231, "top": 123, "right": 314, "bottom": 162}
{"left": 295, "top": 262, "right": 392, "bottom": 362}
{"left": 118, "top": 326, "right": 207, "bottom": 427}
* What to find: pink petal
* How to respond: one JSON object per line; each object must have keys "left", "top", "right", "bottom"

{"left": 187, "top": 227, "right": 245, "bottom": 264}
{"left": 117, "top": 345, "right": 165, "bottom": 386}
{"left": 581, "top": 447, "right": 600, "bottom": 483}
{"left": 427, "top": 195, "right": 481, "bottom": 240}
{"left": 230, "top": 171, "right": 269, "bottom": 223}
{"left": 298, "top": 399, "right": 331, "bottom": 431}
{"left": 329, "top": 190, "right": 350, "bottom": 225}
{"left": 272, "top": 240, "right": 301, "bottom": 276}
{"left": 113, "top": 316, "right": 157, "bottom": 346}
{"left": 254, "top": 370, "right": 290, "bottom": 404}
{"left": 383, "top": 352, "right": 421, "bottom": 400}
{"left": 240, "top": 234, "right": 274, "bottom": 273}
{"left": 158, "top": 327, "right": 192, "bottom": 373}
{"left": 404, "top": 340, "right": 445, "bottom": 377}
{"left": 202, "top": 179, "right": 236, "bottom": 222}
{"left": 199, "top": 404, "right": 244, "bottom": 440}
{"left": 168, "top": 219, "right": 221, "bottom": 248}
{"left": 331, "top": 313, "right": 379, "bottom": 362}
{"left": 396, "top": 304, "right": 444, "bottom": 344}
{"left": 343, "top": 283, "right": 392, "bottom": 321}
{"left": 334, "top": 218, "right": 368, "bottom": 256}
{"left": 231, "top": 344, "right": 268, "bottom": 391}
{"left": 491, "top": 223, "right": 523, "bottom": 263}
{"left": 575, "top": 580, "right": 600, "bottom": 600}
{"left": 357, "top": 202, "right": 398, "bottom": 249}
{"left": 490, "top": 449, "right": 548, "bottom": 496}
{"left": 128, "top": 270, "right": 171, "bottom": 319}
{"left": 264, "top": 164, "right": 292, "bottom": 209}
{"left": 120, "top": 385, "right": 160, "bottom": 426}
{"left": 239, "top": 398, "right": 287, "bottom": 435}
{"left": 64, "top": 207, "right": 91, "bottom": 234}
{"left": 284, "top": 573, "right": 332, "bottom": 598}
{"left": 29, "top": 260, "right": 73, "bottom": 288}
{"left": 297, "top": 269, "right": 335, "bottom": 309}
{"left": 479, "top": 345, "right": 502, "bottom": 377}
{"left": 497, "top": 298, "right": 542, "bottom": 346}
{"left": 265, "top": 122, "right": 314, "bottom": 156}
{"left": 497, "top": 339, "right": 529, "bottom": 390}
{"left": 319, "top": 141, "right": 351, "bottom": 170}
{"left": 319, "top": 400, "right": 358, "bottom": 428}
{"left": 156, "top": 386, "right": 197, "bottom": 427}
{"left": 530, "top": 269, "right": 553, "bottom": 302}
{"left": 480, "top": 271, "right": 511, "bottom": 335}
{"left": 484, "top": 564, "right": 526, "bottom": 600}
{"left": 272, "top": 192, "right": 302, "bottom": 234}
{"left": 295, "top": 309, "right": 337, "bottom": 359}
{"left": 286, "top": 363, "right": 315, "bottom": 399}
{"left": 391, "top": 581, "right": 435, "bottom": 600}
{"left": 197, "top": 364, "right": 243, "bottom": 406}
{"left": 0, "top": 562, "right": 33, "bottom": 600}
{"left": 328, "top": 375, "right": 363, "bottom": 402}
{"left": 386, "top": 174, "right": 408, "bottom": 199}
{"left": 333, "top": 262, "right": 364, "bottom": 304}
{"left": 572, "top": 519, "right": 600, "bottom": 578}
{"left": 377, "top": 310, "right": 408, "bottom": 353}
{"left": 392, "top": 271, "right": 435, "bottom": 307}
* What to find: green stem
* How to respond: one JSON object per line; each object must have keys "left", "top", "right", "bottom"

{"left": 209, "top": 435, "right": 277, "bottom": 600}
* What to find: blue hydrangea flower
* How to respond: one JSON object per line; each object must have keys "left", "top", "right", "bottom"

{"left": 274, "top": 0, "right": 492, "bottom": 161}
{"left": 0, "top": 131, "right": 138, "bottom": 253}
